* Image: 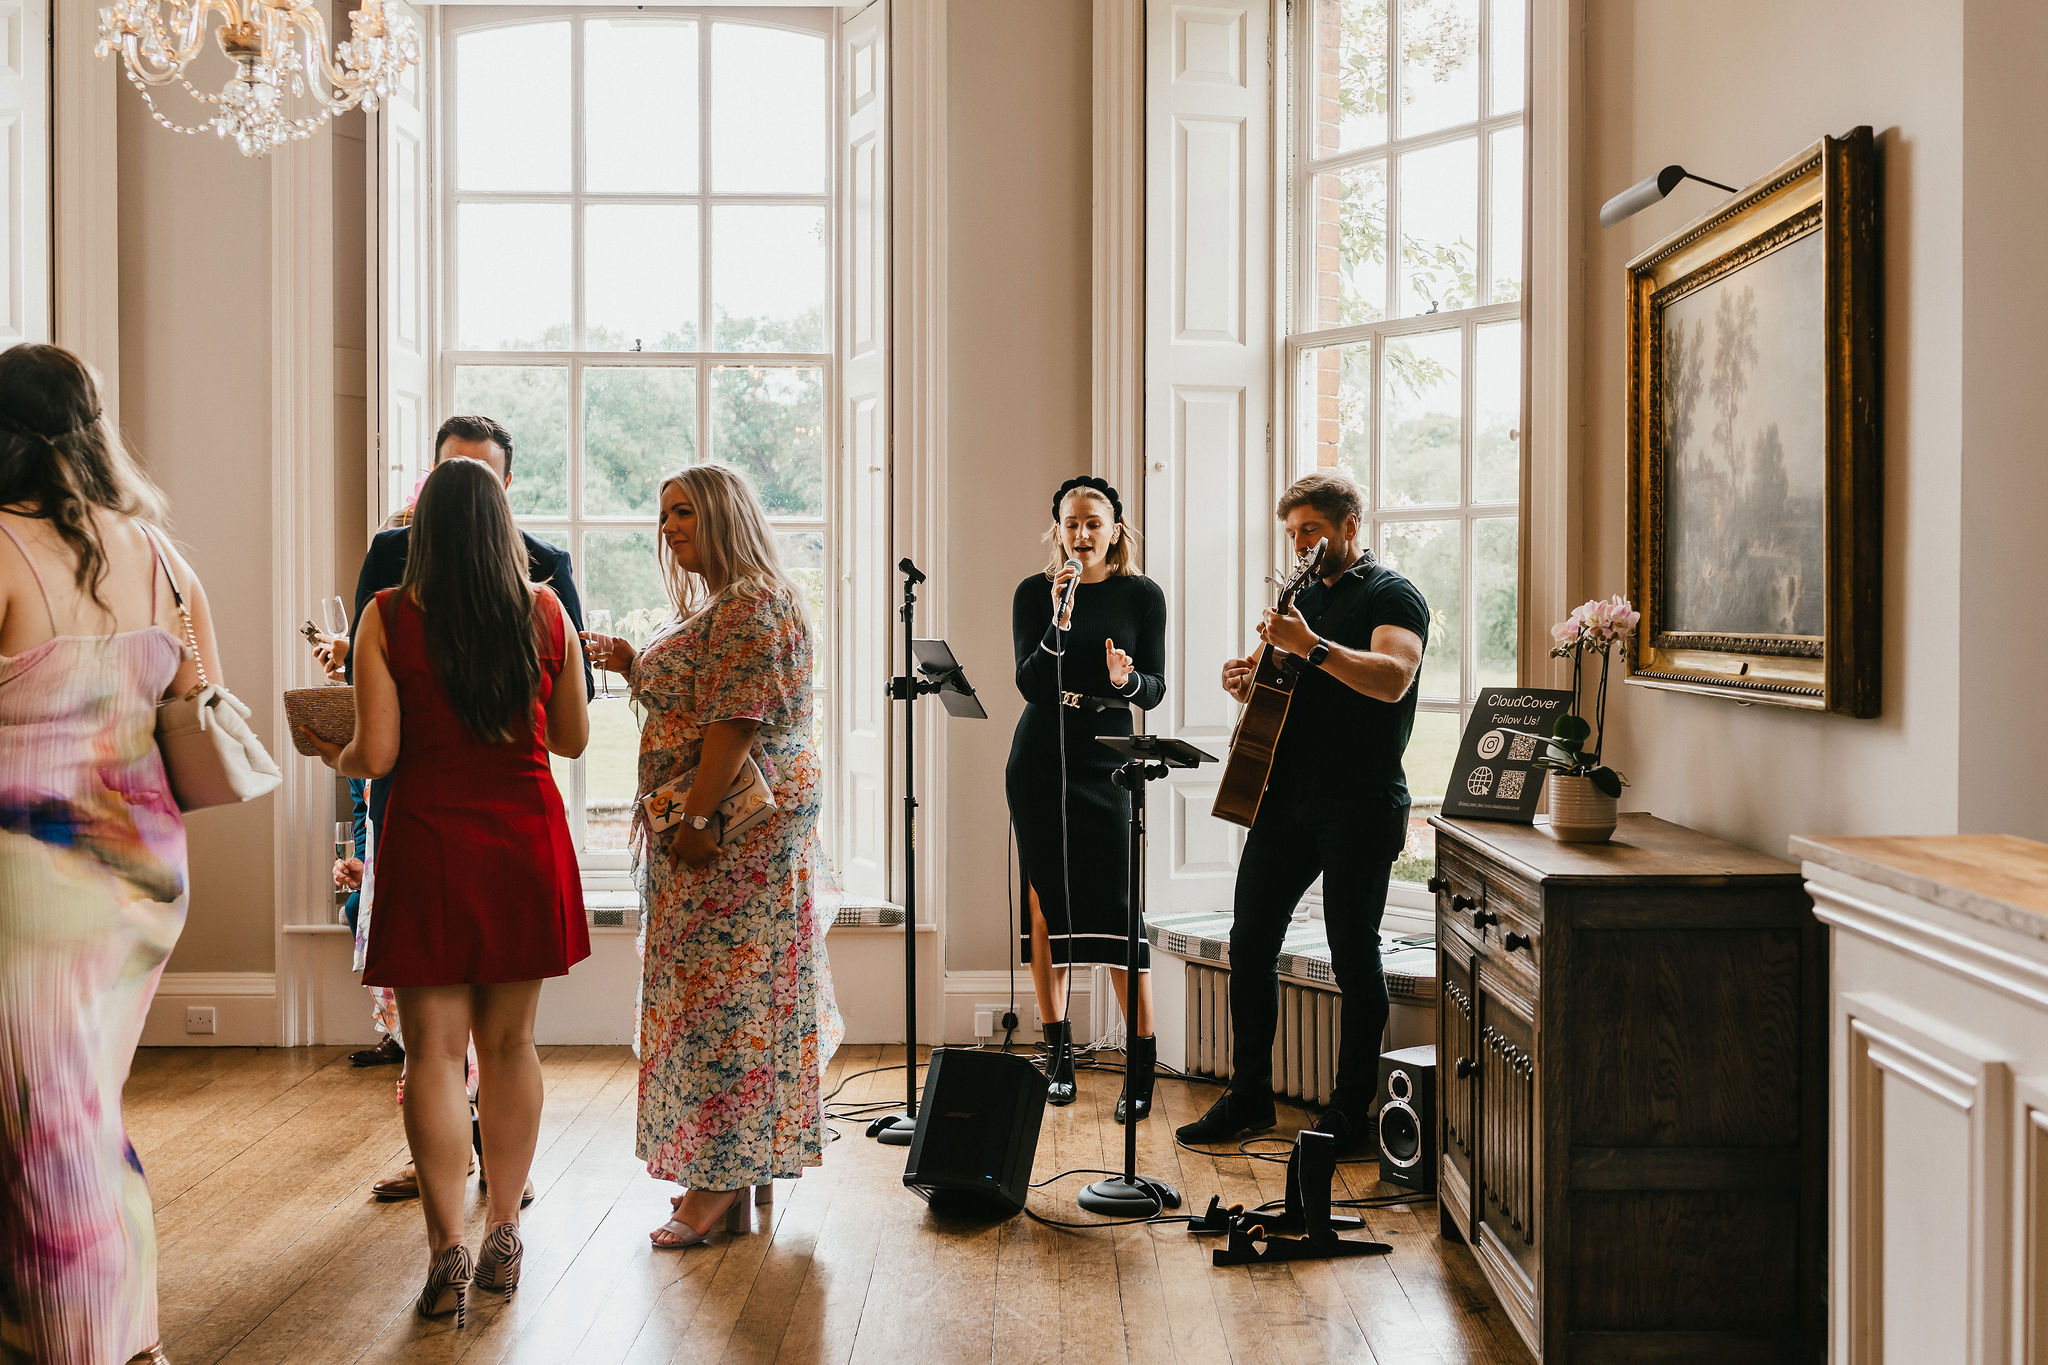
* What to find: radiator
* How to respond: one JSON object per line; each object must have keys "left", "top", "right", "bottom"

{"left": 1183, "top": 960, "right": 1342, "bottom": 1106}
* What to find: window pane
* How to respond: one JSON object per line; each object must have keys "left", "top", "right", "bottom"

{"left": 585, "top": 20, "right": 699, "bottom": 193}
{"left": 1488, "top": 0, "right": 1525, "bottom": 115}
{"left": 1315, "top": 0, "right": 1389, "bottom": 154}
{"left": 1313, "top": 161, "right": 1387, "bottom": 328}
{"left": 452, "top": 365, "right": 569, "bottom": 516}
{"left": 1489, "top": 126, "right": 1524, "bottom": 303}
{"left": 581, "top": 698, "right": 645, "bottom": 853}
{"left": 1396, "top": 708, "right": 1462, "bottom": 879}
{"left": 777, "top": 529, "right": 826, "bottom": 663}
{"left": 586, "top": 205, "right": 700, "bottom": 352}
{"left": 455, "top": 22, "right": 570, "bottom": 191}
{"left": 584, "top": 368, "right": 697, "bottom": 517}
{"left": 710, "top": 23, "right": 827, "bottom": 193}
{"left": 711, "top": 366, "right": 826, "bottom": 517}
{"left": 712, "top": 206, "right": 827, "bottom": 352}
{"left": 1381, "top": 519, "right": 1460, "bottom": 699}
{"left": 457, "top": 204, "right": 571, "bottom": 351}
{"left": 1395, "top": 0, "right": 1479, "bottom": 137}
{"left": 1381, "top": 329, "right": 1461, "bottom": 507}
{"left": 1299, "top": 343, "right": 1371, "bottom": 488}
{"left": 1396, "top": 136, "right": 1478, "bottom": 316}
{"left": 1474, "top": 319, "right": 1519, "bottom": 503}
{"left": 582, "top": 528, "right": 672, "bottom": 852}
{"left": 585, "top": 529, "right": 673, "bottom": 647}
{"left": 1475, "top": 516, "right": 1517, "bottom": 690}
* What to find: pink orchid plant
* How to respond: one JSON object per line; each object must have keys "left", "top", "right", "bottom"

{"left": 1535, "top": 595, "right": 1640, "bottom": 798}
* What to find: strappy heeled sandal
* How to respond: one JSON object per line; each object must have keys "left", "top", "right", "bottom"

{"left": 650, "top": 1188, "right": 749, "bottom": 1248}
{"left": 416, "top": 1244, "right": 474, "bottom": 1327}
{"left": 474, "top": 1221, "right": 523, "bottom": 1294}
{"left": 126, "top": 1346, "right": 171, "bottom": 1365}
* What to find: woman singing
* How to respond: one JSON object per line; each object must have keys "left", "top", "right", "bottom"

{"left": 1006, "top": 475, "right": 1166, "bottom": 1120}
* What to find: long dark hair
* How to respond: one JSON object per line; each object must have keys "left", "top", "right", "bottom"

{"left": 0, "top": 344, "right": 169, "bottom": 613}
{"left": 402, "top": 458, "right": 543, "bottom": 744}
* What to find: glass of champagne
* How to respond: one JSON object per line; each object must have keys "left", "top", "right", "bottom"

{"left": 588, "top": 609, "right": 613, "bottom": 697}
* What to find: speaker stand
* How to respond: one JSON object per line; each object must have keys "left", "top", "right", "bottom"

{"left": 1077, "top": 1174, "right": 1179, "bottom": 1217}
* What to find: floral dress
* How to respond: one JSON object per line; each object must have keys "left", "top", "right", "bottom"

{"left": 631, "top": 585, "right": 843, "bottom": 1189}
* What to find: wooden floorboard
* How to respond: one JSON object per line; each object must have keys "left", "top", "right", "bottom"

{"left": 124, "top": 1046, "right": 1531, "bottom": 1365}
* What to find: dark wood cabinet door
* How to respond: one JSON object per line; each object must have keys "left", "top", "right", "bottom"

{"left": 1438, "top": 945, "right": 1477, "bottom": 1223}
{"left": 1476, "top": 985, "right": 1539, "bottom": 1288}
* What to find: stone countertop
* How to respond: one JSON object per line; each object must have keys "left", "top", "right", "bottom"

{"left": 1791, "top": 834, "right": 2048, "bottom": 946}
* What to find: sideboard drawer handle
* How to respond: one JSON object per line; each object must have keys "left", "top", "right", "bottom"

{"left": 1450, "top": 894, "right": 1476, "bottom": 913}
{"left": 1503, "top": 931, "right": 1530, "bottom": 953}
{"left": 1455, "top": 1056, "right": 1478, "bottom": 1079}
{"left": 1427, "top": 875, "right": 1450, "bottom": 894}
{"left": 1472, "top": 908, "right": 1499, "bottom": 929}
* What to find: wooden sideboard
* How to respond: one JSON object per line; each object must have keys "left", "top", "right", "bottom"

{"left": 1430, "top": 814, "right": 1825, "bottom": 1364}
{"left": 1798, "top": 834, "right": 2048, "bottom": 1365}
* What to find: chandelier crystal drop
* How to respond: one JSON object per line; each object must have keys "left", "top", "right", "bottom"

{"left": 97, "top": 1, "right": 420, "bottom": 157}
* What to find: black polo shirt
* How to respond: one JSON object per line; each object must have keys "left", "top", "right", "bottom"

{"left": 1265, "top": 552, "right": 1430, "bottom": 807}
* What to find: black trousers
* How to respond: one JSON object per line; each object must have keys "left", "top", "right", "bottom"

{"left": 1229, "top": 793, "right": 1409, "bottom": 1115}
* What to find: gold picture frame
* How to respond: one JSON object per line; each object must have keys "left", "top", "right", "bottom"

{"left": 1624, "top": 126, "right": 1881, "bottom": 716}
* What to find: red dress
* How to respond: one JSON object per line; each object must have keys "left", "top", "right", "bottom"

{"left": 362, "top": 587, "right": 589, "bottom": 987}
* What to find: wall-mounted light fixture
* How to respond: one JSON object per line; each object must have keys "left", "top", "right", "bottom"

{"left": 1598, "top": 166, "right": 1740, "bottom": 229}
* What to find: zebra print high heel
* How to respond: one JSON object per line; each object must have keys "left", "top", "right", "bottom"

{"left": 474, "top": 1221, "right": 523, "bottom": 1294}
{"left": 416, "top": 1244, "right": 473, "bottom": 1327}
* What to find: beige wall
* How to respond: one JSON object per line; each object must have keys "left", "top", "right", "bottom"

{"left": 116, "top": 94, "right": 280, "bottom": 975}
{"left": 944, "top": 0, "right": 1094, "bottom": 972}
{"left": 1580, "top": 0, "right": 1976, "bottom": 852}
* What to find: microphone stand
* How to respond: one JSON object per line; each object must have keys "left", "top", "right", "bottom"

{"left": 867, "top": 559, "right": 984, "bottom": 1146}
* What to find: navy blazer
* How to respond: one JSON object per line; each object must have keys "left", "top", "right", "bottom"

{"left": 347, "top": 524, "right": 594, "bottom": 830}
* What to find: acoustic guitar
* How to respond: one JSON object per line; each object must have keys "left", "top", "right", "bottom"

{"left": 1210, "top": 538, "right": 1329, "bottom": 828}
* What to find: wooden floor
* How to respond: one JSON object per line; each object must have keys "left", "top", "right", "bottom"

{"left": 126, "top": 1044, "right": 1532, "bottom": 1364}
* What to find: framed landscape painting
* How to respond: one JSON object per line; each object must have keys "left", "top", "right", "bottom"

{"left": 1624, "top": 127, "right": 1881, "bottom": 715}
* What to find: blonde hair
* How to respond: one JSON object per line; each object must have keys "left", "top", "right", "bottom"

{"left": 1040, "top": 485, "right": 1140, "bottom": 579}
{"left": 658, "top": 462, "right": 811, "bottom": 630}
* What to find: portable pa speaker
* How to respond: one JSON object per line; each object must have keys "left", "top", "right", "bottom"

{"left": 1376, "top": 1042, "right": 1437, "bottom": 1193}
{"left": 902, "top": 1048, "right": 1046, "bottom": 1216}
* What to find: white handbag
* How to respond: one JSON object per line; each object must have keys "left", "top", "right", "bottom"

{"left": 147, "top": 530, "right": 283, "bottom": 811}
{"left": 640, "top": 754, "right": 778, "bottom": 847}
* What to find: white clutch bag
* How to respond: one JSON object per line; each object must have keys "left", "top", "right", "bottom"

{"left": 641, "top": 754, "right": 778, "bottom": 846}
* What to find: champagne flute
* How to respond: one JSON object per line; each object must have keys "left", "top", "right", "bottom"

{"left": 588, "top": 609, "right": 614, "bottom": 697}
{"left": 321, "top": 595, "right": 349, "bottom": 639}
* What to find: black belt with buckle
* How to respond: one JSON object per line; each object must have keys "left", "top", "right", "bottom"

{"left": 1060, "top": 691, "right": 1130, "bottom": 712}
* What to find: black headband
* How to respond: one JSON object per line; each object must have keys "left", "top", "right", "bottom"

{"left": 1052, "top": 474, "right": 1123, "bottom": 524}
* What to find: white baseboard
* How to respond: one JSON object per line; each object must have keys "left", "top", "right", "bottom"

{"left": 938, "top": 967, "right": 1102, "bottom": 1048}
{"left": 142, "top": 972, "right": 279, "bottom": 1047}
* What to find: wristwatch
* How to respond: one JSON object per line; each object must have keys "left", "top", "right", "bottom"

{"left": 1304, "top": 636, "right": 1331, "bottom": 669}
{"left": 682, "top": 812, "right": 714, "bottom": 831}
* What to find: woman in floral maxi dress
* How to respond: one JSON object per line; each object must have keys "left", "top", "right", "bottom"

{"left": 583, "top": 462, "right": 842, "bottom": 1247}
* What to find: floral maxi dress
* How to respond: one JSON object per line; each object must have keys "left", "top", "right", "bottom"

{"left": 632, "top": 585, "right": 843, "bottom": 1189}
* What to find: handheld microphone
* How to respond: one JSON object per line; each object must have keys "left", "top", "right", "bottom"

{"left": 1055, "top": 557, "right": 1083, "bottom": 628}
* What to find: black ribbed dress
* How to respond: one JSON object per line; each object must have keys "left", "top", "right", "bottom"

{"left": 1005, "top": 572, "right": 1168, "bottom": 969}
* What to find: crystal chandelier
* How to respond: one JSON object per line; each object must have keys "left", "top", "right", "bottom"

{"left": 97, "top": 2, "right": 420, "bottom": 157}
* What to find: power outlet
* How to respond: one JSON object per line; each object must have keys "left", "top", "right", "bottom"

{"left": 184, "top": 1005, "right": 217, "bottom": 1035}
{"left": 973, "top": 1004, "right": 1029, "bottom": 1039}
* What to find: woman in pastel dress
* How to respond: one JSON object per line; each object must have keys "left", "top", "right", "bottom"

{"left": 581, "top": 462, "right": 842, "bottom": 1248}
{"left": 0, "top": 343, "right": 224, "bottom": 1365}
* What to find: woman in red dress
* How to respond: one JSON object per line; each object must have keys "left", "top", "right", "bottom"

{"left": 307, "top": 457, "right": 589, "bottom": 1327}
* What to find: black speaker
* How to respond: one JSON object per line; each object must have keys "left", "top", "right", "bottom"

{"left": 902, "top": 1048, "right": 1046, "bottom": 1216}
{"left": 1376, "top": 1042, "right": 1437, "bottom": 1193}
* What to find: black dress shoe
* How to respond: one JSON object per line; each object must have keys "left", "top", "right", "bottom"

{"left": 350, "top": 1036, "right": 404, "bottom": 1067}
{"left": 1174, "top": 1087, "right": 1277, "bottom": 1145}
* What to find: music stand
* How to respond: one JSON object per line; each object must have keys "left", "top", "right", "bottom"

{"left": 1076, "top": 733, "right": 1217, "bottom": 1217}
{"left": 867, "top": 561, "right": 986, "bottom": 1147}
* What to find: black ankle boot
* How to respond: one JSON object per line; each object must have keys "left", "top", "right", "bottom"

{"left": 1115, "top": 1035, "right": 1156, "bottom": 1124}
{"left": 1042, "top": 1020, "right": 1077, "bottom": 1106}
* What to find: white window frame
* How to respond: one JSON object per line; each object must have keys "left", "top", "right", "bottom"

{"left": 430, "top": 4, "right": 840, "bottom": 890}
{"left": 1280, "top": 0, "right": 1526, "bottom": 916}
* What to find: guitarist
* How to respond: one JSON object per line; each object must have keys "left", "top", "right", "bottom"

{"left": 1176, "top": 472, "right": 1429, "bottom": 1151}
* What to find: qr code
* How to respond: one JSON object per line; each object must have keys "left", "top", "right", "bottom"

{"left": 1508, "top": 733, "right": 1538, "bottom": 762}
{"left": 1497, "top": 769, "right": 1527, "bottom": 801}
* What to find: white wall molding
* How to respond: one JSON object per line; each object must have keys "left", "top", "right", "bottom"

{"left": 3, "top": 0, "right": 50, "bottom": 347}
{"left": 271, "top": 134, "right": 339, "bottom": 1046}
{"left": 939, "top": 967, "right": 1100, "bottom": 1048}
{"left": 1093, "top": 0, "right": 1144, "bottom": 509}
{"left": 1809, "top": 873, "right": 2048, "bottom": 1015}
{"left": 889, "top": 0, "right": 947, "bottom": 956}
{"left": 52, "top": 1, "right": 115, "bottom": 386}
{"left": 1522, "top": 0, "right": 1582, "bottom": 684}
{"left": 142, "top": 972, "right": 281, "bottom": 1046}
